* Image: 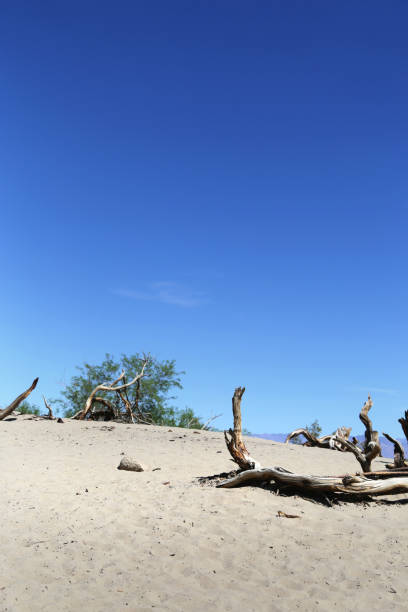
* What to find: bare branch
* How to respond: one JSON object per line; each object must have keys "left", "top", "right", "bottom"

{"left": 201, "top": 414, "right": 222, "bottom": 430}
{"left": 116, "top": 389, "right": 134, "bottom": 424}
{"left": 76, "top": 358, "right": 149, "bottom": 421}
{"left": 285, "top": 429, "right": 330, "bottom": 448}
{"left": 0, "top": 378, "right": 39, "bottom": 421}
{"left": 398, "top": 410, "right": 408, "bottom": 445}
{"left": 42, "top": 395, "right": 54, "bottom": 420}
{"left": 383, "top": 432, "right": 408, "bottom": 469}
{"left": 224, "top": 387, "right": 260, "bottom": 470}
{"left": 285, "top": 426, "right": 352, "bottom": 451}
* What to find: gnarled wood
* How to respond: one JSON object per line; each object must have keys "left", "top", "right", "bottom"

{"left": 332, "top": 395, "right": 381, "bottom": 472}
{"left": 359, "top": 394, "right": 381, "bottom": 455}
{"left": 89, "top": 397, "right": 116, "bottom": 421}
{"left": 217, "top": 466, "right": 408, "bottom": 496}
{"left": 224, "top": 387, "right": 260, "bottom": 470}
{"left": 116, "top": 387, "right": 134, "bottom": 423}
{"left": 383, "top": 432, "right": 408, "bottom": 469}
{"left": 0, "top": 378, "right": 39, "bottom": 420}
{"left": 75, "top": 358, "right": 149, "bottom": 420}
{"left": 285, "top": 427, "right": 352, "bottom": 451}
{"left": 42, "top": 395, "right": 55, "bottom": 420}
{"left": 398, "top": 411, "right": 408, "bottom": 445}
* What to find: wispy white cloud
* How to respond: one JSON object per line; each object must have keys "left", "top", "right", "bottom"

{"left": 112, "top": 282, "right": 208, "bottom": 308}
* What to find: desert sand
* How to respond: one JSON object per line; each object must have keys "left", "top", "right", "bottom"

{"left": 1, "top": 416, "right": 407, "bottom": 611}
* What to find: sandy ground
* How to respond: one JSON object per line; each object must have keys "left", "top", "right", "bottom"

{"left": 1, "top": 416, "right": 408, "bottom": 612}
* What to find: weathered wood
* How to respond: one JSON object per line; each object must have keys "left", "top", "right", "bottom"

{"left": 224, "top": 387, "right": 260, "bottom": 470}
{"left": 217, "top": 466, "right": 408, "bottom": 495}
{"left": 363, "top": 469, "right": 408, "bottom": 479}
{"left": 333, "top": 395, "right": 381, "bottom": 472}
{"left": 0, "top": 378, "right": 39, "bottom": 420}
{"left": 285, "top": 428, "right": 329, "bottom": 447}
{"left": 383, "top": 432, "right": 408, "bottom": 469}
{"left": 75, "top": 358, "right": 148, "bottom": 420}
{"left": 89, "top": 397, "right": 116, "bottom": 421}
{"left": 42, "top": 395, "right": 55, "bottom": 420}
{"left": 398, "top": 411, "right": 408, "bottom": 445}
{"left": 285, "top": 427, "right": 352, "bottom": 451}
{"left": 116, "top": 386, "right": 134, "bottom": 423}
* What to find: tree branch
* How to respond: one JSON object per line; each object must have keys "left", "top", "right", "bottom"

{"left": 42, "top": 395, "right": 54, "bottom": 419}
{"left": 75, "top": 358, "right": 149, "bottom": 420}
{"left": 224, "top": 387, "right": 260, "bottom": 470}
{"left": 383, "top": 432, "right": 408, "bottom": 469}
{"left": 0, "top": 378, "right": 39, "bottom": 421}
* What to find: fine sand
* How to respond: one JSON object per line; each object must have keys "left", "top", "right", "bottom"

{"left": 1, "top": 416, "right": 407, "bottom": 611}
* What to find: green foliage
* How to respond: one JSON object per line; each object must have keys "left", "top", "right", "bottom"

{"left": 169, "top": 407, "right": 204, "bottom": 429}
{"left": 56, "top": 353, "right": 203, "bottom": 427}
{"left": 306, "top": 419, "right": 322, "bottom": 438}
{"left": 291, "top": 419, "right": 322, "bottom": 444}
{"left": 18, "top": 401, "right": 40, "bottom": 416}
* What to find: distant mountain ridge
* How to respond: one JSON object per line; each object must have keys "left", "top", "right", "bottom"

{"left": 251, "top": 433, "right": 408, "bottom": 461}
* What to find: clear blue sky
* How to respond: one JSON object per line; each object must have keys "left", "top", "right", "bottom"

{"left": 1, "top": 1, "right": 407, "bottom": 435}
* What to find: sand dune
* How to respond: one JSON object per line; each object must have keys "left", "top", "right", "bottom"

{"left": 1, "top": 416, "right": 407, "bottom": 611}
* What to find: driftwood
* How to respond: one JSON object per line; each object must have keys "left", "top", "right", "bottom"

{"left": 285, "top": 427, "right": 352, "bottom": 451}
{"left": 223, "top": 387, "right": 260, "bottom": 470}
{"left": 219, "top": 386, "right": 405, "bottom": 500}
{"left": 359, "top": 394, "right": 381, "bottom": 454}
{"left": 330, "top": 395, "right": 381, "bottom": 472}
{"left": 74, "top": 358, "right": 149, "bottom": 421}
{"left": 0, "top": 378, "right": 39, "bottom": 420}
{"left": 217, "top": 466, "right": 408, "bottom": 496}
{"left": 398, "top": 410, "right": 408, "bottom": 444}
{"left": 383, "top": 410, "right": 408, "bottom": 469}
{"left": 383, "top": 432, "right": 408, "bottom": 469}
{"left": 42, "top": 395, "right": 55, "bottom": 419}
{"left": 285, "top": 396, "right": 381, "bottom": 472}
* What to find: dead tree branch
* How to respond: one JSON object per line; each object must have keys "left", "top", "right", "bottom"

{"left": 217, "top": 466, "right": 408, "bottom": 496}
{"left": 398, "top": 411, "right": 408, "bottom": 445}
{"left": 42, "top": 395, "right": 55, "bottom": 419}
{"left": 217, "top": 390, "right": 405, "bottom": 499}
{"left": 74, "top": 358, "right": 149, "bottom": 420}
{"left": 383, "top": 432, "right": 408, "bottom": 469}
{"left": 327, "top": 395, "right": 381, "bottom": 472}
{"left": 201, "top": 414, "right": 222, "bottom": 430}
{"left": 285, "top": 427, "right": 352, "bottom": 451}
{"left": 0, "top": 378, "right": 39, "bottom": 421}
{"left": 224, "top": 387, "right": 260, "bottom": 470}
{"left": 116, "top": 388, "right": 134, "bottom": 423}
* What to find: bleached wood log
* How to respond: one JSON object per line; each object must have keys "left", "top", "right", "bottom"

{"left": 217, "top": 466, "right": 408, "bottom": 495}
{"left": 224, "top": 387, "right": 260, "bottom": 470}
{"left": 0, "top": 378, "right": 39, "bottom": 421}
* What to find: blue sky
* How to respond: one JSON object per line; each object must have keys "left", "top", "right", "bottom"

{"left": 1, "top": 1, "right": 407, "bottom": 435}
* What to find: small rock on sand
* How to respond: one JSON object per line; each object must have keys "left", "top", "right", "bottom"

{"left": 117, "top": 456, "right": 145, "bottom": 472}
